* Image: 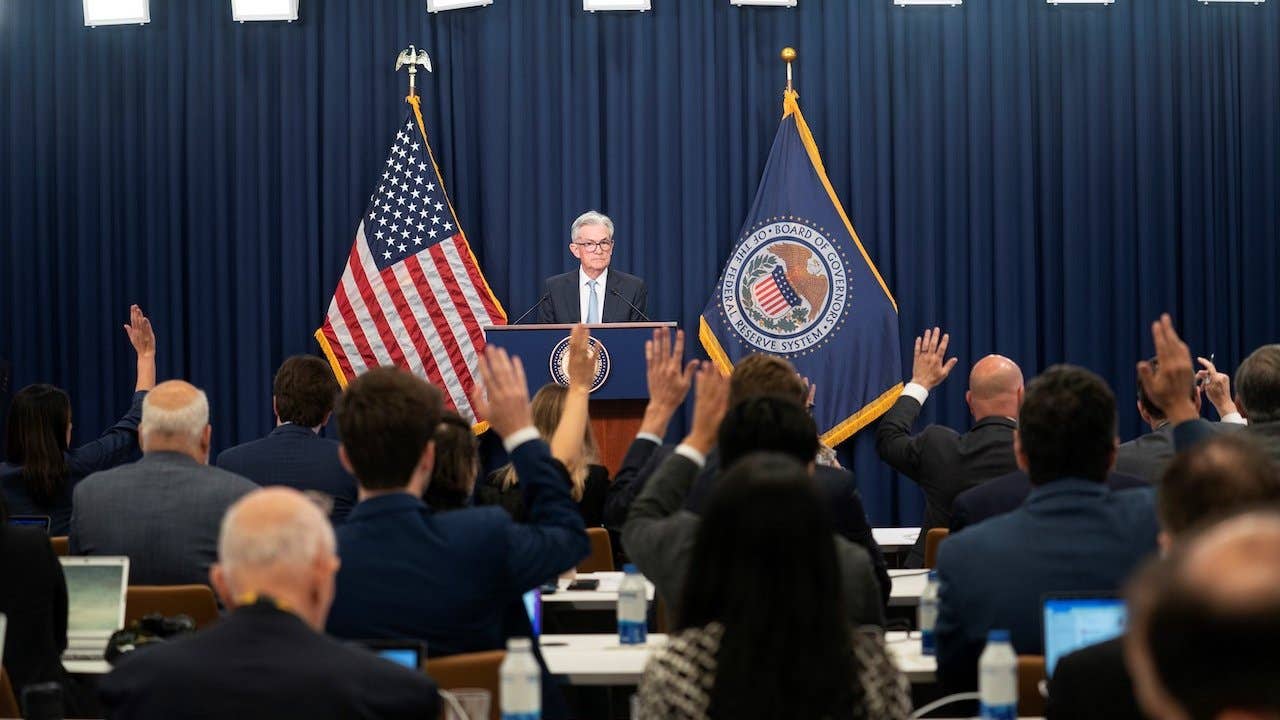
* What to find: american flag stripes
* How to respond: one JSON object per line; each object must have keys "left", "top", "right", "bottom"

{"left": 315, "top": 96, "right": 506, "bottom": 421}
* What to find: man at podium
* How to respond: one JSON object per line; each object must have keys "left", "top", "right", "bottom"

{"left": 538, "top": 210, "right": 648, "bottom": 324}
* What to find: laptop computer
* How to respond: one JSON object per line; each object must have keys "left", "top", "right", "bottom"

{"left": 8, "top": 515, "right": 52, "bottom": 532}
{"left": 59, "top": 556, "right": 130, "bottom": 661}
{"left": 1042, "top": 592, "right": 1127, "bottom": 677}
{"left": 358, "top": 640, "right": 428, "bottom": 670}
{"left": 523, "top": 588, "right": 542, "bottom": 637}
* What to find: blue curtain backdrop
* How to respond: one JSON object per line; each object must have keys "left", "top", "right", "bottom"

{"left": 2, "top": 0, "right": 1278, "bottom": 525}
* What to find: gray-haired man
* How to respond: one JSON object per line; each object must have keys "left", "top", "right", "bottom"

{"left": 538, "top": 209, "right": 648, "bottom": 324}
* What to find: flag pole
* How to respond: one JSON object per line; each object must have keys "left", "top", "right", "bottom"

{"left": 780, "top": 46, "right": 797, "bottom": 94}
{"left": 395, "top": 45, "right": 433, "bottom": 99}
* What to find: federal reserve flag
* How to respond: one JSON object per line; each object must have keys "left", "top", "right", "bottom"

{"left": 700, "top": 89, "right": 901, "bottom": 446}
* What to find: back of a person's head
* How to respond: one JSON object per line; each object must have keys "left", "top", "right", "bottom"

{"left": 1158, "top": 434, "right": 1280, "bottom": 539}
{"left": 5, "top": 384, "right": 71, "bottom": 504}
{"left": 1018, "top": 365, "right": 1117, "bottom": 485}
{"left": 140, "top": 380, "right": 210, "bottom": 451}
{"left": 424, "top": 411, "right": 477, "bottom": 511}
{"left": 1137, "top": 513, "right": 1280, "bottom": 720}
{"left": 1135, "top": 357, "right": 1197, "bottom": 422}
{"left": 680, "top": 453, "right": 856, "bottom": 719}
{"left": 1237, "top": 344, "right": 1280, "bottom": 423}
{"left": 336, "top": 367, "right": 442, "bottom": 491}
{"left": 718, "top": 395, "right": 819, "bottom": 471}
{"left": 273, "top": 355, "right": 340, "bottom": 427}
{"left": 729, "top": 354, "right": 806, "bottom": 407}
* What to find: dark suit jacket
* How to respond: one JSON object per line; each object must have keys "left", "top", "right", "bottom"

{"left": 70, "top": 452, "right": 257, "bottom": 585}
{"left": 537, "top": 269, "right": 648, "bottom": 323}
{"left": 609, "top": 441, "right": 891, "bottom": 605}
{"left": 1046, "top": 637, "right": 1142, "bottom": 720}
{"left": 100, "top": 601, "right": 440, "bottom": 720}
{"left": 0, "top": 391, "right": 146, "bottom": 535}
{"left": 0, "top": 524, "right": 68, "bottom": 700}
{"left": 1114, "top": 424, "right": 1176, "bottom": 483}
{"left": 874, "top": 396, "right": 1018, "bottom": 567}
{"left": 326, "top": 437, "right": 588, "bottom": 656}
{"left": 475, "top": 463, "right": 609, "bottom": 527}
{"left": 622, "top": 452, "right": 885, "bottom": 629}
{"left": 935, "top": 479, "right": 1159, "bottom": 692}
{"left": 1173, "top": 417, "right": 1280, "bottom": 463}
{"left": 215, "top": 424, "right": 358, "bottom": 523}
{"left": 950, "top": 470, "right": 1149, "bottom": 533}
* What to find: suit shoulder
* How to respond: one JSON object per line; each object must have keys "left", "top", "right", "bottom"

{"left": 201, "top": 464, "right": 259, "bottom": 493}
{"left": 545, "top": 271, "right": 576, "bottom": 287}
{"left": 610, "top": 269, "right": 644, "bottom": 285}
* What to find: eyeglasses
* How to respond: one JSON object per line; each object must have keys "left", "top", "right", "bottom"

{"left": 572, "top": 240, "right": 614, "bottom": 253}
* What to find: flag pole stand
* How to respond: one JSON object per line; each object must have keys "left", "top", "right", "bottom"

{"left": 780, "top": 46, "right": 796, "bottom": 94}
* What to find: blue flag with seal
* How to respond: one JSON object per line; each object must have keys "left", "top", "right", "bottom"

{"left": 700, "top": 89, "right": 902, "bottom": 446}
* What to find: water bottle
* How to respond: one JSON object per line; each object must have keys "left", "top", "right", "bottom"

{"left": 917, "top": 570, "right": 939, "bottom": 656}
{"left": 617, "top": 564, "right": 648, "bottom": 645}
{"left": 499, "top": 637, "right": 541, "bottom": 720}
{"left": 978, "top": 629, "right": 1018, "bottom": 720}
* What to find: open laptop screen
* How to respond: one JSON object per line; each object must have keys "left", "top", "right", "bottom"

{"left": 7, "top": 515, "right": 51, "bottom": 532}
{"left": 1043, "top": 594, "right": 1127, "bottom": 677}
{"left": 59, "top": 557, "right": 129, "bottom": 637}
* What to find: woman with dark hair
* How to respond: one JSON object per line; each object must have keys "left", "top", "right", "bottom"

{"left": 633, "top": 453, "right": 910, "bottom": 720}
{"left": 423, "top": 411, "right": 479, "bottom": 512}
{"left": 476, "top": 383, "right": 609, "bottom": 526}
{"left": 1, "top": 305, "right": 156, "bottom": 534}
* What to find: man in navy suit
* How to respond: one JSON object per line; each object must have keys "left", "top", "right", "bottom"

{"left": 324, "top": 335, "right": 591, "bottom": 715}
{"left": 949, "top": 469, "right": 1148, "bottom": 533}
{"left": 216, "top": 355, "right": 357, "bottom": 523}
{"left": 935, "top": 365, "right": 1160, "bottom": 692}
{"left": 537, "top": 210, "right": 648, "bottom": 323}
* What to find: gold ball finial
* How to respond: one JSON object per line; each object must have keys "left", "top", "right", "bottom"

{"left": 780, "top": 47, "right": 797, "bottom": 63}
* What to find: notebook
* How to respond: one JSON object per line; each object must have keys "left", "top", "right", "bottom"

{"left": 59, "top": 556, "right": 130, "bottom": 661}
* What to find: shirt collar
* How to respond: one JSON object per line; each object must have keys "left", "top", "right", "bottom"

{"left": 579, "top": 266, "right": 608, "bottom": 288}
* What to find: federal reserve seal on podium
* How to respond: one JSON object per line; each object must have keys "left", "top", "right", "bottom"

{"left": 549, "top": 335, "right": 611, "bottom": 392}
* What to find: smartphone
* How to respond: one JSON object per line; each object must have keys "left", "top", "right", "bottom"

{"left": 567, "top": 578, "right": 600, "bottom": 591}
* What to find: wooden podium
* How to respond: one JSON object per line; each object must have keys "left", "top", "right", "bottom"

{"left": 482, "top": 322, "right": 676, "bottom": 474}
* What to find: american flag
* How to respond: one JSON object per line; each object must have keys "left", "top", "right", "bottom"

{"left": 315, "top": 97, "right": 506, "bottom": 420}
{"left": 751, "top": 265, "right": 802, "bottom": 319}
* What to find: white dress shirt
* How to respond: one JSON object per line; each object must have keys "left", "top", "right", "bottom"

{"left": 578, "top": 267, "right": 609, "bottom": 323}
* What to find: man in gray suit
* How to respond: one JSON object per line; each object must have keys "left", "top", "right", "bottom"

{"left": 1116, "top": 356, "right": 1245, "bottom": 482}
{"left": 623, "top": 366, "right": 884, "bottom": 629}
{"left": 70, "top": 380, "right": 256, "bottom": 585}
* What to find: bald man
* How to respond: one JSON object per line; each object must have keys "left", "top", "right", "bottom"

{"left": 875, "top": 328, "right": 1022, "bottom": 567}
{"left": 1124, "top": 512, "right": 1280, "bottom": 720}
{"left": 100, "top": 488, "right": 440, "bottom": 719}
{"left": 70, "top": 380, "right": 256, "bottom": 585}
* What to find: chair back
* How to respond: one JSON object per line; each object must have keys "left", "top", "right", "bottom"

{"left": 1016, "top": 655, "right": 1047, "bottom": 717}
{"left": 577, "top": 527, "right": 615, "bottom": 573}
{"left": 426, "top": 650, "right": 505, "bottom": 720}
{"left": 0, "top": 667, "right": 19, "bottom": 718}
{"left": 923, "top": 528, "right": 949, "bottom": 569}
{"left": 49, "top": 536, "right": 69, "bottom": 557}
{"left": 125, "top": 585, "right": 221, "bottom": 629}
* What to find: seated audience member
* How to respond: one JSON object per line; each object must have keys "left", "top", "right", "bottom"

{"left": 624, "top": 369, "right": 884, "bottom": 628}
{"left": 1139, "top": 317, "right": 1280, "bottom": 460}
{"left": 70, "top": 380, "right": 256, "bottom": 585}
{"left": 1, "top": 305, "right": 156, "bottom": 534}
{"left": 935, "top": 365, "right": 1159, "bottom": 692}
{"left": 0, "top": 500, "right": 99, "bottom": 717}
{"left": 609, "top": 342, "right": 890, "bottom": 601}
{"left": 476, "top": 383, "right": 609, "bottom": 526}
{"left": 1114, "top": 357, "right": 1244, "bottom": 483}
{"left": 422, "top": 411, "right": 478, "bottom": 512}
{"left": 950, "top": 468, "right": 1147, "bottom": 533}
{"left": 1124, "top": 512, "right": 1280, "bottom": 720}
{"left": 633, "top": 453, "right": 910, "bottom": 720}
{"left": 215, "top": 355, "right": 357, "bottom": 523}
{"left": 99, "top": 487, "right": 439, "bottom": 719}
{"left": 324, "top": 330, "right": 591, "bottom": 715}
{"left": 875, "top": 327, "right": 1021, "bottom": 567}
{"left": 1047, "top": 433, "right": 1280, "bottom": 720}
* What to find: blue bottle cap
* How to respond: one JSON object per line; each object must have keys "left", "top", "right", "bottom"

{"left": 623, "top": 563, "right": 639, "bottom": 574}
{"left": 928, "top": 570, "right": 939, "bottom": 581}
{"left": 987, "top": 629, "right": 1010, "bottom": 643}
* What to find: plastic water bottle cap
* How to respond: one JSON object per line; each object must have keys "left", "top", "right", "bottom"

{"left": 507, "top": 637, "right": 532, "bottom": 651}
{"left": 623, "top": 563, "right": 639, "bottom": 574}
{"left": 987, "top": 629, "right": 1010, "bottom": 643}
{"left": 927, "top": 570, "right": 938, "bottom": 581}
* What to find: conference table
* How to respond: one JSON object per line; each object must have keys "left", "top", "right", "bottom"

{"left": 873, "top": 527, "right": 921, "bottom": 553}
{"left": 542, "top": 571, "right": 656, "bottom": 611}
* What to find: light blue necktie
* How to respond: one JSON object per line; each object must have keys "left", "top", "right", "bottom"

{"left": 586, "top": 279, "right": 600, "bottom": 324}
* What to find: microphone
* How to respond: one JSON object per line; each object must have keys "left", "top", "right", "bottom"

{"left": 510, "top": 293, "right": 551, "bottom": 325}
{"left": 609, "top": 288, "right": 651, "bottom": 322}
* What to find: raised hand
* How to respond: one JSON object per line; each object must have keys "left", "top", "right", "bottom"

{"left": 911, "top": 327, "right": 958, "bottom": 391}
{"left": 123, "top": 304, "right": 156, "bottom": 358}
{"left": 474, "top": 346, "right": 532, "bottom": 438}
{"left": 1137, "top": 314, "right": 1199, "bottom": 425}
{"left": 646, "top": 328, "right": 697, "bottom": 411}
{"left": 685, "top": 362, "right": 730, "bottom": 454}
{"left": 565, "top": 324, "right": 595, "bottom": 392}
{"left": 1196, "top": 356, "right": 1239, "bottom": 418}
